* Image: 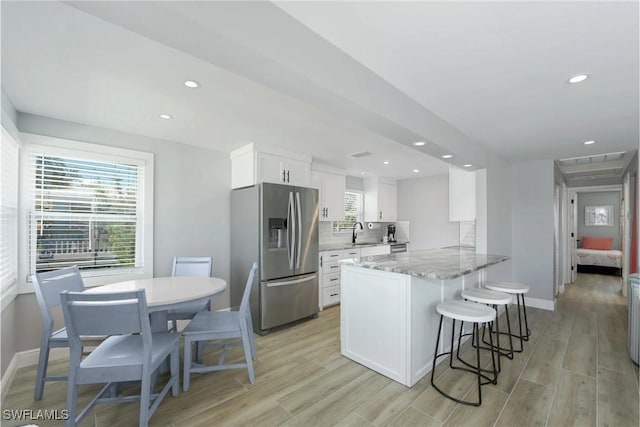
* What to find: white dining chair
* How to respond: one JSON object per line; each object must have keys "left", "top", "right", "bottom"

{"left": 167, "top": 256, "right": 213, "bottom": 331}
{"left": 182, "top": 262, "right": 258, "bottom": 391}
{"left": 32, "top": 266, "right": 102, "bottom": 400}
{"left": 60, "top": 289, "right": 180, "bottom": 427}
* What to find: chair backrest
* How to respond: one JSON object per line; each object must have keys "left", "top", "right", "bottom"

{"left": 32, "top": 266, "right": 85, "bottom": 330}
{"left": 239, "top": 263, "right": 258, "bottom": 316}
{"left": 172, "top": 256, "right": 213, "bottom": 277}
{"left": 61, "top": 289, "right": 152, "bottom": 367}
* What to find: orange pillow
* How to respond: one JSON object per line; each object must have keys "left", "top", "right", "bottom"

{"left": 582, "top": 236, "right": 613, "bottom": 250}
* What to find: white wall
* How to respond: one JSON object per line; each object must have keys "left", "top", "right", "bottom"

{"left": 397, "top": 174, "right": 458, "bottom": 250}
{"left": 483, "top": 155, "right": 514, "bottom": 282}
{"left": 511, "top": 160, "right": 555, "bottom": 301}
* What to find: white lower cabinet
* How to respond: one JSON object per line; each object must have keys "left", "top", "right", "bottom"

{"left": 319, "top": 248, "right": 360, "bottom": 309}
{"left": 318, "top": 244, "right": 392, "bottom": 309}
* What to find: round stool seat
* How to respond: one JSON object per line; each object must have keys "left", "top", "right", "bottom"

{"left": 461, "top": 288, "right": 512, "bottom": 305}
{"left": 484, "top": 281, "right": 529, "bottom": 294}
{"left": 436, "top": 301, "right": 496, "bottom": 323}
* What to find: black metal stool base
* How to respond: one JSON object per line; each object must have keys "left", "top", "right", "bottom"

{"left": 430, "top": 316, "right": 498, "bottom": 406}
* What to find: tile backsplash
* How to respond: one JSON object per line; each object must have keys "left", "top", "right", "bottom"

{"left": 319, "top": 221, "right": 410, "bottom": 245}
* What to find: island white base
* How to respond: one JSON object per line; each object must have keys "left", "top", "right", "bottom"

{"left": 340, "top": 265, "right": 482, "bottom": 387}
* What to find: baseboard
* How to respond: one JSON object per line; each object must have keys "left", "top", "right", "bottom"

{"left": 1, "top": 348, "right": 68, "bottom": 404}
{"left": 525, "top": 296, "right": 556, "bottom": 311}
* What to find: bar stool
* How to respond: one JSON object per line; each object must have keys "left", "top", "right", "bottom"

{"left": 460, "top": 288, "right": 514, "bottom": 371}
{"left": 484, "top": 281, "right": 531, "bottom": 352}
{"left": 431, "top": 301, "right": 497, "bottom": 406}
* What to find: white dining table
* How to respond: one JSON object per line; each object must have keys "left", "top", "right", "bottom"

{"left": 85, "top": 276, "right": 227, "bottom": 331}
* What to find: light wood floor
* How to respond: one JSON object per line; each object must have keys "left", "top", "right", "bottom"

{"left": 3, "top": 273, "right": 639, "bottom": 426}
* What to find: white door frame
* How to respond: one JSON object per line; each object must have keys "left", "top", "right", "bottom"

{"left": 622, "top": 173, "right": 631, "bottom": 297}
{"left": 561, "top": 183, "right": 569, "bottom": 289}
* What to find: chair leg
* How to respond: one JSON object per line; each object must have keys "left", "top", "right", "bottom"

{"left": 34, "top": 341, "right": 50, "bottom": 400}
{"left": 65, "top": 372, "right": 77, "bottom": 427}
{"left": 474, "top": 323, "right": 482, "bottom": 406}
{"left": 170, "top": 347, "right": 180, "bottom": 397}
{"left": 241, "top": 325, "right": 255, "bottom": 384}
{"left": 430, "top": 315, "right": 444, "bottom": 386}
{"left": 140, "top": 368, "right": 151, "bottom": 427}
{"left": 521, "top": 295, "right": 531, "bottom": 339}
{"left": 183, "top": 338, "right": 192, "bottom": 392}
{"left": 246, "top": 316, "right": 257, "bottom": 360}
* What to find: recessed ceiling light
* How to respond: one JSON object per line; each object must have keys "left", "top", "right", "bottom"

{"left": 442, "top": 154, "right": 453, "bottom": 159}
{"left": 413, "top": 169, "right": 419, "bottom": 173}
{"left": 583, "top": 140, "right": 595, "bottom": 145}
{"left": 159, "top": 114, "right": 172, "bottom": 119}
{"left": 383, "top": 161, "right": 390, "bottom": 165}
{"left": 413, "top": 141, "right": 426, "bottom": 146}
{"left": 568, "top": 74, "right": 589, "bottom": 84}
{"left": 463, "top": 164, "right": 472, "bottom": 168}
{"left": 360, "top": 172, "right": 365, "bottom": 175}
{"left": 184, "top": 80, "right": 200, "bottom": 88}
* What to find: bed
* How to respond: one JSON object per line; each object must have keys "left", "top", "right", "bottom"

{"left": 576, "top": 236, "right": 622, "bottom": 276}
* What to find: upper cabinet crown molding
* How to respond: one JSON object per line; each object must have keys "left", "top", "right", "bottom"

{"left": 230, "top": 143, "right": 311, "bottom": 189}
{"left": 363, "top": 177, "right": 397, "bottom": 222}
{"left": 449, "top": 166, "right": 476, "bottom": 221}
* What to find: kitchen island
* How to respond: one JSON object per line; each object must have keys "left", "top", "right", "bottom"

{"left": 340, "top": 248, "right": 509, "bottom": 387}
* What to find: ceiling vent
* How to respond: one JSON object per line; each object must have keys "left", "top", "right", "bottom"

{"left": 348, "top": 151, "right": 372, "bottom": 159}
{"left": 558, "top": 151, "right": 626, "bottom": 166}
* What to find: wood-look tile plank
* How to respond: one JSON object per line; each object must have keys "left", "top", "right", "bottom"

{"left": 277, "top": 362, "right": 368, "bottom": 415}
{"left": 547, "top": 370, "right": 596, "bottom": 427}
{"left": 356, "top": 376, "right": 430, "bottom": 426}
{"left": 494, "top": 379, "right": 554, "bottom": 427}
{"left": 443, "top": 387, "right": 508, "bottom": 427}
{"left": 334, "top": 412, "right": 374, "bottom": 427}
{"left": 520, "top": 336, "right": 567, "bottom": 387}
{"left": 283, "top": 370, "right": 390, "bottom": 427}
{"left": 598, "top": 366, "right": 640, "bottom": 427}
{"left": 572, "top": 311, "right": 598, "bottom": 336}
{"left": 411, "top": 368, "right": 475, "bottom": 422}
{"left": 388, "top": 406, "right": 441, "bottom": 427}
{"left": 598, "top": 333, "right": 634, "bottom": 374}
{"left": 562, "top": 333, "right": 597, "bottom": 377}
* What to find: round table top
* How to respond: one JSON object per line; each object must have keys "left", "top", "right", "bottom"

{"left": 85, "top": 276, "right": 227, "bottom": 310}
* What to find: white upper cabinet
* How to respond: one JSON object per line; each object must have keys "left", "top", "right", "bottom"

{"left": 311, "top": 165, "right": 346, "bottom": 222}
{"left": 449, "top": 166, "right": 476, "bottom": 221}
{"left": 231, "top": 143, "right": 311, "bottom": 189}
{"left": 364, "top": 177, "right": 397, "bottom": 222}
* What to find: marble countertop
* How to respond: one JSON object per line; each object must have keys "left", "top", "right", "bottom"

{"left": 341, "top": 247, "right": 509, "bottom": 280}
{"left": 319, "top": 241, "right": 409, "bottom": 252}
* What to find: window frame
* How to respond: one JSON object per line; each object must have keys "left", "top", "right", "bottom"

{"left": 19, "top": 133, "right": 154, "bottom": 291}
{"left": 1, "top": 125, "right": 20, "bottom": 310}
{"left": 333, "top": 189, "right": 364, "bottom": 235}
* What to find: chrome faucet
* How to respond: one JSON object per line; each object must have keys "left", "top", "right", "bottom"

{"left": 352, "top": 222, "right": 364, "bottom": 244}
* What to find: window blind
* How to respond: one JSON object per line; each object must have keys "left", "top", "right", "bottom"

{"left": 333, "top": 191, "right": 363, "bottom": 232}
{"left": 1, "top": 127, "right": 19, "bottom": 299}
{"left": 29, "top": 152, "right": 142, "bottom": 274}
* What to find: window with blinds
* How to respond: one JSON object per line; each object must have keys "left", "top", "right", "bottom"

{"left": 1, "top": 126, "right": 19, "bottom": 302}
{"left": 333, "top": 191, "right": 363, "bottom": 233}
{"left": 29, "top": 152, "right": 142, "bottom": 274}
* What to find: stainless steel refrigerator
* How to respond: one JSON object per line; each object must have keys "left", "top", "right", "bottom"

{"left": 231, "top": 182, "right": 319, "bottom": 334}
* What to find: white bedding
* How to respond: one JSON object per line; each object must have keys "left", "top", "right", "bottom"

{"left": 577, "top": 248, "right": 623, "bottom": 269}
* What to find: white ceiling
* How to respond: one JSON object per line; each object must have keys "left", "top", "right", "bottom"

{"left": 2, "top": 1, "right": 638, "bottom": 180}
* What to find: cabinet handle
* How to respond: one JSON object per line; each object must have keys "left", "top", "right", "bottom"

{"left": 287, "top": 170, "right": 290, "bottom": 182}
{"left": 330, "top": 254, "right": 339, "bottom": 258}
{"left": 330, "top": 292, "right": 338, "bottom": 297}
{"left": 330, "top": 278, "right": 339, "bottom": 282}
{"left": 379, "top": 211, "right": 382, "bottom": 220}
{"left": 348, "top": 252, "right": 358, "bottom": 255}
{"left": 282, "top": 169, "right": 286, "bottom": 182}
{"left": 320, "top": 255, "right": 323, "bottom": 267}
{"left": 326, "top": 208, "right": 329, "bottom": 217}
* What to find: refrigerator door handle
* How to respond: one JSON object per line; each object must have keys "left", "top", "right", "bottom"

{"left": 266, "top": 274, "right": 317, "bottom": 287}
{"left": 288, "top": 191, "right": 295, "bottom": 270}
{"left": 296, "top": 192, "right": 302, "bottom": 269}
